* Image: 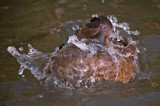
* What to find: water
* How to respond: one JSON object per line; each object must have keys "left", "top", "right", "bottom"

{"left": 7, "top": 15, "right": 140, "bottom": 89}
{"left": 7, "top": 44, "right": 48, "bottom": 80}
{"left": 1, "top": 0, "right": 160, "bottom": 105}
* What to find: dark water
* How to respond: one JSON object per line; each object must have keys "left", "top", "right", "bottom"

{"left": 0, "top": 0, "right": 160, "bottom": 105}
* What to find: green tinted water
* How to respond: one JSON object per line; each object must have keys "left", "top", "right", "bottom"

{"left": 0, "top": 0, "right": 160, "bottom": 105}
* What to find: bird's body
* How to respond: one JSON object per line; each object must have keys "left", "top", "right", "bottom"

{"left": 44, "top": 16, "right": 139, "bottom": 89}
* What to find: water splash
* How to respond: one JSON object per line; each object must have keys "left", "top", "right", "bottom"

{"left": 92, "top": 14, "right": 99, "bottom": 18}
{"left": 7, "top": 15, "right": 142, "bottom": 89}
{"left": 72, "top": 25, "right": 80, "bottom": 31}
{"left": 107, "top": 15, "right": 140, "bottom": 36}
{"left": 7, "top": 44, "right": 48, "bottom": 80}
{"left": 68, "top": 35, "right": 106, "bottom": 55}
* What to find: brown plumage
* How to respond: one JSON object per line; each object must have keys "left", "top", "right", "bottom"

{"left": 44, "top": 16, "right": 139, "bottom": 88}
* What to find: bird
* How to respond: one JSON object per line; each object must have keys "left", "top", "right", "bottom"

{"left": 43, "top": 16, "right": 139, "bottom": 89}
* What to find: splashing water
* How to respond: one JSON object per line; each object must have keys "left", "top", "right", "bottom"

{"left": 7, "top": 44, "right": 48, "bottom": 80}
{"left": 107, "top": 15, "right": 140, "bottom": 36}
{"left": 7, "top": 15, "right": 142, "bottom": 88}
{"left": 68, "top": 35, "right": 106, "bottom": 56}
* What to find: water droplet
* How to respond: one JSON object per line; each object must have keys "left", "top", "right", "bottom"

{"left": 72, "top": 25, "right": 79, "bottom": 30}
{"left": 90, "top": 76, "right": 95, "bottom": 83}
{"left": 83, "top": 4, "right": 86, "bottom": 10}
{"left": 92, "top": 14, "right": 99, "bottom": 18}
{"left": 132, "top": 30, "right": 140, "bottom": 35}
{"left": 19, "top": 65, "right": 25, "bottom": 75}
{"left": 56, "top": 29, "right": 61, "bottom": 32}
{"left": 7, "top": 46, "right": 21, "bottom": 57}
{"left": 78, "top": 80, "right": 82, "bottom": 83}
{"left": 101, "top": 0, "right": 105, "bottom": 3}
{"left": 37, "top": 94, "right": 43, "bottom": 98}
{"left": 19, "top": 47, "right": 23, "bottom": 51}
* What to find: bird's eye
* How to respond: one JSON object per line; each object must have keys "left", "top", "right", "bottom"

{"left": 86, "top": 17, "right": 100, "bottom": 28}
{"left": 92, "top": 21, "right": 99, "bottom": 28}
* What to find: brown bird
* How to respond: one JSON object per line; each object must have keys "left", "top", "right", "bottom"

{"left": 76, "top": 16, "right": 113, "bottom": 45}
{"left": 44, "top": 16, "right": 139, "bottom": 89}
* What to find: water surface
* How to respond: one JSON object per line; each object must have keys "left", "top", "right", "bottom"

{"left": 0, "top": 0, "right": 160, "bottom": 105}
